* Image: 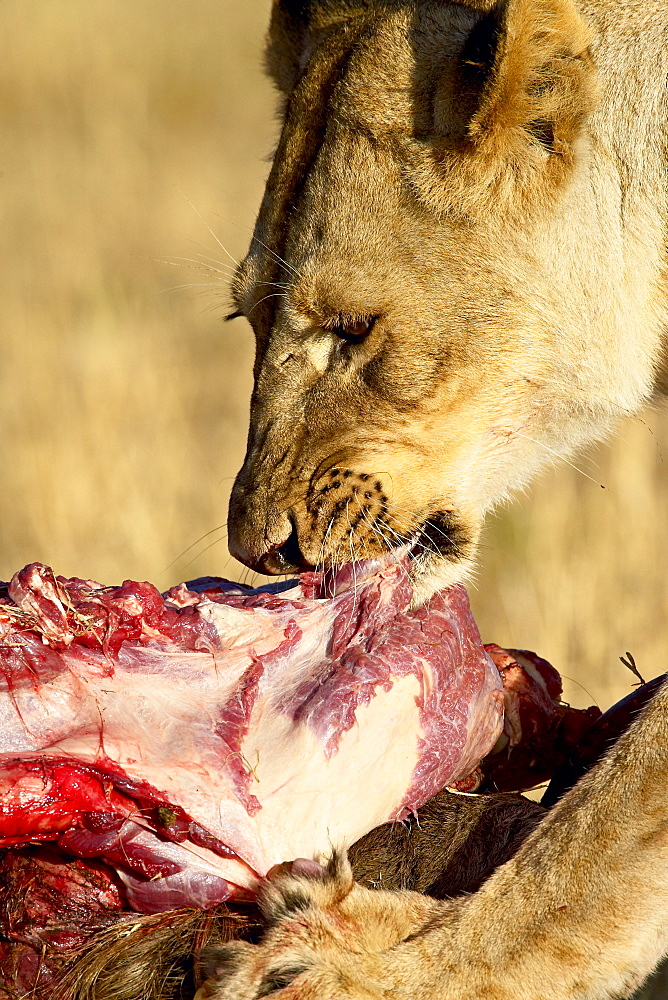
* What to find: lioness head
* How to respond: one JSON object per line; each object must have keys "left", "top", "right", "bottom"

{"left": 227, "top": 0, "right": 624, "bottom": 602}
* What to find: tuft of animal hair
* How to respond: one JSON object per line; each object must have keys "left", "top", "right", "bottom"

{"left": 265, "top": 0, "right": 375, "bottom": 98}
{"left": 469, "top": 0, "right": 599, "bottom": 154}
{"left": 49, "top": 906, "right": 259, "bottom": 1000}
{"left": 265, "top": 1, "right": 311, "bottom": 96}
{"left": 410, "top": 0, "right": 600, "bottom": 223}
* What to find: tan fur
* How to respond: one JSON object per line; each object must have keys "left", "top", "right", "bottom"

{"left": 196, "top": 678, "right": 668, "bottom": 1000}
{"left": 226, "top": 0, "right": 668, "bottom": 603}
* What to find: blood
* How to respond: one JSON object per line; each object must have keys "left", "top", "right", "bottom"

{"left": 0, "top": 557, "right": 596, "bottom": 993}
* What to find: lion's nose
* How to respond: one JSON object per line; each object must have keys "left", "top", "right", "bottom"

{"left": 229, "top": 505, "right": 314, "bottom": 576}
{"left": 255, "top": 516, "right": 313, "bottom": 575}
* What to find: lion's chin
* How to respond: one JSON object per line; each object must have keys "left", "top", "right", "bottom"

{"left": 407, "top": 548, "right": 476, "bottom": 608}
{"left": 403, "top": 510, "right": 478, "bottom": 607}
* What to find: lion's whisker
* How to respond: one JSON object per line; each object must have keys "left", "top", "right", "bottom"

{"left": 177, "top": 190, "right": 243, "bottom": 269}
{"left": 247, "top": 292, "right": 287, "bottom": 317}
{"left": 164, "top": 523, "right": 228, "bottom": 573}
{"left": 500, "top": 427, "right": 606, "bottom": 489}
{"left": 159, "top": 255, "right": 234, "bottom": 277}
{"left": 250, "top": 235, "right": 302, "bottom": 279}
{"left": 159, "top": 282, "right": 231, "bottom": 294}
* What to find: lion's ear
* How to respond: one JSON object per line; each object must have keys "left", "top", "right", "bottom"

{"left": 265, "top": 1, "right": 311, "bottom": 96}
{"left": 437, "top": 0, "right": 599, "bottom": 159}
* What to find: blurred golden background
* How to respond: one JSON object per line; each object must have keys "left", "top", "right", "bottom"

{"left": 2, "top": 0, "right": 666, "bottom": 711}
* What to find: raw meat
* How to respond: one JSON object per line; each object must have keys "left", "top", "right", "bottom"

{"left": 0, "top": 558, "right": 504, "bottom": 915}
{"left": 480, "top": 646, "right": 602, "bottom": 792}
{"left": 0, "top": 846, "right": 125, "bottom": 995}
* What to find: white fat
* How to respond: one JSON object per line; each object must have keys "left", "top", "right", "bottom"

{"left": 247, "top": 673, "right": 423, "bottom": 866}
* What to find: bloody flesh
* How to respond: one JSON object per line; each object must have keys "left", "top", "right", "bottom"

{"left": 0, "top": 558, "right": 503, "bottom": 915}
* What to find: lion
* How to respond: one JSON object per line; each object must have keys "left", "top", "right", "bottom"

{"left": 226, "top": 0, "right": 668, "bottom": 605}
{"left": 195, "top": 677, "right": 668, "bottom": 1000}
{"left": 213, "top": 0, "right": 668, "bottom": 996}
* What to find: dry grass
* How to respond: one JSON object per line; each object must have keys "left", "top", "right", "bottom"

{"left": 1, "top": 0, "right": 666, "bottom": 712}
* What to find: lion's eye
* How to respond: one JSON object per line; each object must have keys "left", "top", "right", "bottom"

{"left": 256, "top": 966, "right": 309, "bottom": 998}
{"left": 328, "top": 315, "right": 377, "bottom": 344}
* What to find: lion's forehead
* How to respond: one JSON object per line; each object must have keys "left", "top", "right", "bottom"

{"left": 320, "top": 6, "right": 482, "bottom": 136}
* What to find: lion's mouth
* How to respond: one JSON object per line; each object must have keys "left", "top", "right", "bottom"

{"left": 409, "top": 512, "right": 472, "bottom": 565}
{"left": 253, "top": 510, "right": 473, "bottom": 585}
{"left": 265, "top": 513, "right": 305, "bottom": 574}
